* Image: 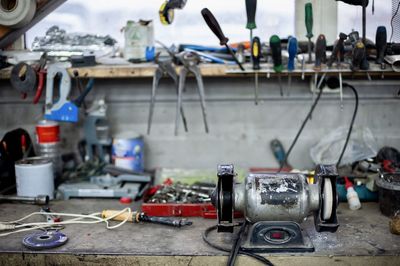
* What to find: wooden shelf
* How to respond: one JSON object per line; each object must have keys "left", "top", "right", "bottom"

{"left": 1, "top": 62, "right": 399, "bottom": 80}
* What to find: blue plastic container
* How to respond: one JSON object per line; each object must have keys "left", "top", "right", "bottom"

{"left": 112, "top": 136, "right": 144, "bottom": 173}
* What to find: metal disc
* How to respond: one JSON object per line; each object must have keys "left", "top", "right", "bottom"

{"left": 322, "top": 178, "right": 333, "bottom": 220}
{"left": 22, "top": 231, "right": 68, "bottom": 250}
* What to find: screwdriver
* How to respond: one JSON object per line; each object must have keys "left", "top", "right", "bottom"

{"left": 246, "top": 0, "right": 257, "bottom": 43}
{"left": 314, "top": 34, "right": 327, "bottom": 71}
{"left": 102, "top": 210, "right": 193, "bottom": 228}
{"left": 201, "top": 8, "right": 245, "bottom": 71}
{"left": 305, "top": 2, "right": 313, "bottom": 63}
{"left": 375, "top": 26, "right": 387, "bottom": 69}
{"left": 270, "top": 35, "right": 283, "bottom": 96}
{"left": 251, "top": 36, "right": 261, "bottom": 104}
{"left": 287, "top": 37, "right": 298, "bottom": 96}
{"left": 327, "top": 33, "right": 347, "bottom": 68}
{"left": 351, "top": 41, "right": 366, "bottom": 71}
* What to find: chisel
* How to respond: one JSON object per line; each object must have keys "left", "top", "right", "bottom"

{"left": 246, "top": 0, "right": 257, "bottom": 43}
{"left": 201, "top": 8, "right": 245, "bottom": 71}
{"left": 251, "top": 36, "right": 261, "bottom": 104}
{"left": 287, "top": 37, "right": 298, "bottom": 96}
{"left": 270, "top": 35, "right": 283, "bottom": 96}
{"left": 305, "top": 2, "right": 313, "bottom": 63}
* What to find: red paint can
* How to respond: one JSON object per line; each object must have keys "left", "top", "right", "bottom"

{"left": 36, "top": 120, "right": 60, "bottom": 144}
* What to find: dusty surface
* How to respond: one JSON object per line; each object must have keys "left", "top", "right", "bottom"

{"left": 0, "top": 200, "right": 399, "bottom": 262}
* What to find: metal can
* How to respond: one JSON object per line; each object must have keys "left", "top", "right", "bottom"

{"left": 36, "top": 120, "right": 60, "bottom": 144}
{"left": 15, "top": 157, "right": 54, "bottom": 199}
{"left": 112, "top": 135, "right": 144, "bottom": 172}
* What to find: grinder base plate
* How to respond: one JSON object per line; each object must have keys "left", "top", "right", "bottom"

{"left": 241, "top": 221, "right": 314, "bottom": 252}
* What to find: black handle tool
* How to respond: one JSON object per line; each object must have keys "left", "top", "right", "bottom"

{"left": 201, "top": 8, "right": 245, "bottom": 71}
{"left": 375, "top": 26, "right": 387, "bottom": 69}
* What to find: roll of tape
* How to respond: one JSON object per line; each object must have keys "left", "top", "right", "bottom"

{"left": 10, "top": 62, "right": 37, "bottom": 94}
{"left": 0, "top": 0, "right": 37, "bottom": 28}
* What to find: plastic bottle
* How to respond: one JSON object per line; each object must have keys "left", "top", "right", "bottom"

{"left": 344, "top": 177, "right": 361, "bottom": 210}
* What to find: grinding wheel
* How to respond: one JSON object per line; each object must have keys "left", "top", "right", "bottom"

{"left": 322, "top": 178, "right": 333, "bottom": 220}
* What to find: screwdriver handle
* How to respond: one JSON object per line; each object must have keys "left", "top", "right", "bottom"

{"left": 375, "top": 26, "right": 387, "bottom": 65}
{"left": 288, "top": 37, "right": 298, "bottom": 71}
{"left": 246, "top": 0, "right": 257, "bottom": 30}
{"left": 315, "top": 34, "right": 327, "bottom": 68}
{"left": 251, "top": 36, "right": 261, "bottom": 70}
{"left": 102, "top": 210, "right": 135, "bottom": 222}
{"left": 201, "top": 8, "right": 229, "bottom": 46}
{"left": 270, "top": 35, "right": 283, "bottom": 73}
{"left": 305, "top": 3, "right": 313, "bottom": 39}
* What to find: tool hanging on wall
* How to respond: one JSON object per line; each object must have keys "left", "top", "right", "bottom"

{"left": 270, "top": 35, "right": 283, "bottom": 96}
{"left": 251, "top": 36, "right": 261, "bottom": 104}
{"left": 305, "top": 2, "right": 314, "bottom": 63}
{"left": 147, "top": 52, "right": 188, "bottom": 135}
{"left": 376, "top": 26, "right": 387, "bottom": 69}
{"left": 314, "top": 34, "right": 327, "bottom": 71}
{"left": 10, "top": 53, "right": 48, "bottom": 103}
{"left": 287, "top": 37, "right": 298, "bottom": 96}
{"left": 175, "top": 51, "right": 209, "bottom": 135}
{"left": 201, "top": 8, "right": 245, "bottom": 71}
{"left": 245, "top": 0, "right": 257, "bottom": 44}
{"left": 44, "top": 64, "right": 94, "bottom": 123}
{"left": 159, "top": 0, "right": 187, "bottom": 25}
{"left": 351, "top": 41, "right": 367, "bottom": 71}
{"left": 327, "top": 33, "right": 347, "bottom": 106}
{"left": 10, "top": 62, "right": 37, "bottom": 99}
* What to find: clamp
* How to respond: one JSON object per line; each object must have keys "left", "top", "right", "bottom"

{"left": 175, "top": 51, "right": 209, "bottom": 135}
{"left": 147, "top": 54, "right": 188, "bottom": 134}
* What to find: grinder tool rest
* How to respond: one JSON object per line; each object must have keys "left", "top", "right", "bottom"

{"left": 212, "top": 164, "right": 339, "bottom": 252}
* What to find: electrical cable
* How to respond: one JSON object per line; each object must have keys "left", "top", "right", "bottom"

{"left": 0, "top": 208, "right": 132, "bottom": 237}
{"left": 336, "top": 84, "right": 359, "bottom": 167}
{"left": 227, "top": 220, "right": 248, "bottom": 266}
{"left": 390, "top": 0, "right": 400, "bottom": 42}
{"left": 202, "top": 224, "right": 273, "bottom": 265}
{"left": 278, "top": 73, "right": 327, "bottom": 172}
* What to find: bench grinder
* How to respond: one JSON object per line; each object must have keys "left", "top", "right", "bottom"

{"left": 213, "top": 164, "right": 339, "bottom": 252}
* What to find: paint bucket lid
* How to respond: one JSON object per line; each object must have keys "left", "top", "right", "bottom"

{"left": 16, "top": 157, "right": 53, "bottom": 166}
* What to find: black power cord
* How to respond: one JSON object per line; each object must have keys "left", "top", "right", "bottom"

{"left": 279, "top": 74, "right": 327, "bottom": 172}
{"left": 227, "top": 220, "right": 248, "bottom": 266}
{"left": 202, "top": 223, "right": 274, "bottom": 266}
{"left": 335, "top": 84, "right": 359, "bottom": 167}
{"left": 324, "top": 77, "right": 359, "bottom": 167}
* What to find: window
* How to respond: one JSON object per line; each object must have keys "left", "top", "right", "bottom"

{"left": 337, "top": 0, "right": 396, "bottom": 41}
{"left": 26, "top": 0, "right": 296, "bottom": 48}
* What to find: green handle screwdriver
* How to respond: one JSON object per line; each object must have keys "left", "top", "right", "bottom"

{"left": 246, "top": 0, "right": 257, "bottom": 42}
{"left": 305, "top": 2, "right": 313, "bottom": 63}
{"left": 270, "top": 35, "right": 283, "bottom": 96}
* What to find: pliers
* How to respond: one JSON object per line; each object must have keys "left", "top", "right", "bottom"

{"left": 175, "top": 51, "right": 209, "bottom": 135}
{"left": 147, "top": 54, "right": 188, "bottom": 134}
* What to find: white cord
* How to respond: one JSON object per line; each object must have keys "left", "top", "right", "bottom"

{"left": 0, "top": 208, "right": 132, "bottom": 237}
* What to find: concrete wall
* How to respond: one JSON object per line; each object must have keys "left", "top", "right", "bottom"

{"left": 0, "top": 76, "right": 399, "bottom": 171}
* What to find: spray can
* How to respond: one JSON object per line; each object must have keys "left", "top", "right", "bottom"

{"left": 344, "top": 177, "right": 361, "bottom": 210}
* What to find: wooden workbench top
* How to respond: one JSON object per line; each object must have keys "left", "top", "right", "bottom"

{"left": 0, "top": 200, "right": 399, "bottom": 265}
